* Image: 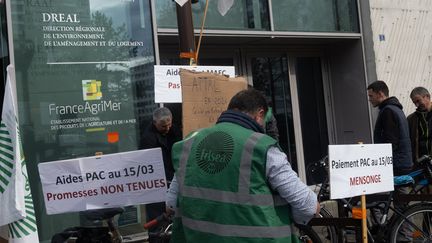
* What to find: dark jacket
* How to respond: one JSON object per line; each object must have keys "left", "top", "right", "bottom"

{"left": 407, "top": 108, "right": 432, "bottom": 165}
{"left": 374, "top": 97, "right": 413, "bottom": 175}
{"left": 140, "top": 123, "right": 181, "bottom": 181}
{"left": 265, "top": 114, "right": 279, "bottom": 141}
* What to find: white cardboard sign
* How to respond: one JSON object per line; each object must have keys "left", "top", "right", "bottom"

{"left": 154, "top": 65, "right": 235, "bottom": 103}
{"left": 329, "top": 144, "right": 394, "bottom": 199}
{"left": 38, "top": 148, "right": 166, "bottom": 215}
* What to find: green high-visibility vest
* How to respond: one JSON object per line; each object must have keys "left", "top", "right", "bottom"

{"left": 172, "top": 122, "right": 299, "bottom": 243}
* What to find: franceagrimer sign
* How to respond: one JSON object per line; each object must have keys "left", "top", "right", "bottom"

{"left": 9, "top": 0, "right": 155, "bottom": 160}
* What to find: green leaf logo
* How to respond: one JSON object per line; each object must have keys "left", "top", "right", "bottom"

{"left": 8, "top": 191, "right": 38, "bottom": 238}
{"left": 0, "top": 122, "right": 14, "bottom": 194}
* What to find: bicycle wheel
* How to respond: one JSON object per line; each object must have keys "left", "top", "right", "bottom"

{"left": 389, "top": 203, "right": 432, "bottom": 243}
{"left": 310, "top": 207, "right": 338, "bottom": 243}
{"left": 297, "top": 224, "right": 323, "bottom": 243}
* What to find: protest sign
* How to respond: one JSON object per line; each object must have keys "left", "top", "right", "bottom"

{"left": 154, "top": 65, "right": 235, "bottom": 103}
{"left": 180, "top": 69, "right": 247, "bottom": 137}
{"left": 329, "top": 144, "right": 394, "bottom": 199}
{"left": 38, "top": 148, "right": 165, "bottom": 214}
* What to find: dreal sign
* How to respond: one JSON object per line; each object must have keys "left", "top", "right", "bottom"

{"left": 329, "top": 144, "right": 394, "bottom": 199}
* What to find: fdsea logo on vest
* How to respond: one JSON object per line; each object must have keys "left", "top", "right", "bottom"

{"left": 195, "top": 131, "right": 234, "bottom": 174}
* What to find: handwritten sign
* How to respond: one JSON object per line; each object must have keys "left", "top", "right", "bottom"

{"left": 329, "top": 144, "right": 394, "bottom": 199}
{"left": 38, "top": 148, "right": 166, "bottom": 215}
{"left": 154, "top": 65, "right": 235, "bottom": 103}
{"left": 180, "top": 69, "right": 247, "bottom": 137}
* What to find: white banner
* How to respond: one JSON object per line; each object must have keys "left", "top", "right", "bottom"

{"left": 0, "top": 65, "right": 39, "bottom": 242}
{"left": 218, "top": 0, "right": 234, "bottom": 16}
{"left": 38, "top": 148, "right": 166, "bottom": 215}
{"left": 329, "top": 144, "right": 394, "bottom": 199}
{"left": 174, "top": 0, "right": 188, "bottom": 7}
{"left": 154, "top": 65, "right": 235, "bottom": 103}
{"left": 0, "top": 65, "right": 26, "bottom": 227}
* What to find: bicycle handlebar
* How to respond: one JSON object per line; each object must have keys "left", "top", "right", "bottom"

{"left": 144, "top": 213, "right": 169, "bottom": 230}
{"left": 144, "top": 218, "right": 159, "bottom": 230}
{"left": 417, "top": 155, "right": 432, "bottom": 166}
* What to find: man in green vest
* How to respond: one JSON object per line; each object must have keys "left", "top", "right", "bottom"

{"left": 166, "top": 88, "right": 319, "bottom": 243}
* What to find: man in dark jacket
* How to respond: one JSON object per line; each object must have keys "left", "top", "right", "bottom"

{"left": 140, "top": 107, "right": 181, "bottom": 181}
{"left": 367, "top": 80, "right": 413, "bottom": 242}
{"left": 140, "top": 107, "right": 181, "bottom": 242}
{"left": 407, "top": 87, "right": 432, "bottom": 166}
{"left": 367, "top": 80, "right": 413, "bottom": 175}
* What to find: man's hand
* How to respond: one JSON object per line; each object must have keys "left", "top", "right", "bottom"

{"left": 314, "top": 203, "right": 321, "bottom": 217}
{"left": 166, "top": 206, "right": 175, "bottom": 216}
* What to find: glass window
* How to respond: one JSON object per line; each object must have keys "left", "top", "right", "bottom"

{"left": 9, "top": 0, "right": 156, "bottom": 241}
{"left": 271, "top": 0, "right": 359, "bottom": 32}
{"left": 0, "top": 0, "right": 8, "bottom": 88}
{"left": 156, "top": 0, "right": 270, "bottom": 30}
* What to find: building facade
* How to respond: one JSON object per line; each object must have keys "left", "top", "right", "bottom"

{"left": 0, "top": 0, "right": 377, "bottom": 241}
{"left": 155, "top": 0, "right": 375, "bottom": 182}
{"left": 370, "top": 0, "right": 432, "bottom": 115}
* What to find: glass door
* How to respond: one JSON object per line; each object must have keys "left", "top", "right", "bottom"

{"left": 0, "top": 1, "right": 8, "bottom": 89}
{"left": 249, "top": 56, "right": 298, "bottom": 171}
{"left": 291, "top": 56, "right": 329, "bottom": 184}
{"left": 248, "top": 53, "right": 330, "bottom": 184}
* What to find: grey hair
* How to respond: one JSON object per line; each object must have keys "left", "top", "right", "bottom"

{"left": 153, "top": 107, "right": 172, "bottom": 122}
{"left": 410, "top": 87, "right": 430, "bottom": 99}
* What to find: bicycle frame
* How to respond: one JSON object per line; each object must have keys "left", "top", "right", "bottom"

{"left": 312, "top": 155, "right": 432, "bottom": 242}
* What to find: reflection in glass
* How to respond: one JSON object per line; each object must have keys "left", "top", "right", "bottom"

{"left": 251, "top": 56, "right": 297, "bottom": 172}
{"left": 10, "top": 0, "right": 156, "bottom": 241}
{"left": 271, "top": 0, "right": 359, "bottom": 32}
{"left": 0, "top": 1, "right": 8, "bottom": 87}
{"left": 295, "top": 57, "right": 329, "bottom": 185}
{"left": 156, "top": 0, "right": 270, "bottom": 30}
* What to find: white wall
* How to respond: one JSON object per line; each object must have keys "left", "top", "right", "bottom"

{"left": 370, "top": 0, "right": 432, "bottom": 115}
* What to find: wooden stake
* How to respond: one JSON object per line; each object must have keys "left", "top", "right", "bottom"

{"left": 361, "top": 194, "right": 368, "bottom": 242}
{"left": 357, "top": 141, "right": 367, "bottom": 243}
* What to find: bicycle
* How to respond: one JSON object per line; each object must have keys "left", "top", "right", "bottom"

{"left": 406, "top": 155, "right": 432, "bottom": 195}
{"left": 143, "top": 213, "right": 172, "bottom": 243}
{"left": 143, "top": 212, "right": 325, "bottom": 243}
{"left": 51, "top": 207, "right": 148, "bottom": 243}
{"left": 309, "top": 154, "right": 432, "bottom": 242}
{"left": 296, "top": 223, "right": 327, "bottom": 243}
{"left": 306, "top": 156, "right": 338, "bottom": 243}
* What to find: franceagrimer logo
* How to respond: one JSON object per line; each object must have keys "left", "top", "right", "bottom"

{"left": 82, "top": 80, "right": 102, "bottom": 101}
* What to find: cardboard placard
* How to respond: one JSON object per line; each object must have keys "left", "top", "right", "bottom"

{"left": 180, "top": 69, "right": 247, "bottom": 137}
